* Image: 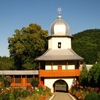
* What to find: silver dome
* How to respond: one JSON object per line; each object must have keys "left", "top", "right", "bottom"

{"left": 50, "top": 14, "right": 70, "bottom": 36}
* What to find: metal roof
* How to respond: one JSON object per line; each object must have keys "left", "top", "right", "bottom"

{"left": 0, "top": 70, "right": 38, "bottom": 75}
{"left": 50, "top": 14, "right": 70, "bottom": 36}
{"left": 36, "top": 49, "right": 84, "bottom": 61}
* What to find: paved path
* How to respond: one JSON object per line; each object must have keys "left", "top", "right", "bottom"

{"left": 48, "top": 92, "right": 76, "bottom": 100}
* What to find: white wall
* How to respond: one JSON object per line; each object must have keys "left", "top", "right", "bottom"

{"left": 48, "top": 37, "right": 71, "bottom": 49}
{"left": 68, "top": 65, "right": 75, "bottom": 69}
{"left": 45, "top": 61, "right": 75, "bottom": 70}
{"left": 44, "top": 78, "right": 74, "bottom": 93}
{"left": 48, "top": 38, "right": 52, "bottom": 49}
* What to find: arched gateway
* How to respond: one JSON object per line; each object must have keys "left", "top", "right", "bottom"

{"left": 36, "top": 8, "right": 83, "bottom": 93}
{"left": 53, "top": 79, "right": 68, "bottom": 92}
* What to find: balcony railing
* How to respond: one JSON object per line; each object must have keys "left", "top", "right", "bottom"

{"left": 39, "top": 69, "right": 80, "bottom": 77}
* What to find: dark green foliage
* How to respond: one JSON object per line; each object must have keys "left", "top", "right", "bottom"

{"left": 78, "top": 63, "right": 100, "bottom": 88}
{"left": 0, "top": 56, "right": 14, "bottom": 70}
{"left": 4, "top": 79, "right": 10, "bottom": 87}
{"left": 79, "top": 62, "right": 88, "bottom": 87}
{"left": 72, "top": 29, "right": 100, "bottom": 64}
{"left": 31, "top": 78, "right": 39, "bottom": 88}
{"left": 97, "top": 52, "right": 100, "bottom": 63}
{"left": 9, "top": 91, "right": 15, "bottom": 100}
{"left": 8, "top": 23, "right": 48, "bottom": 70}
{"left": 13, "top": 88, "right": 22, "bottom": 99}
{"left": 0, "top": 87, "right": 31, "bottom": 100}
{"left": 1, "top": 93, "right": 9, "bottom": 100}
{"left": 21, "top": 89, "right": 29, "bottom": 98}
{"left": 85, "top": 91, "right": 100, "bottom": 100}
{"left": 0, "top": 86, "right": 52, "bottom": 100}
{"left": 0, "top": 75, "right": 11, "bottom": 87}
{"left": 38, "top": 86, "right": 44, "bottom": 95}
{"left": 0, "top": 75, "right": 5, "bottom": 82}
{"left": 88, "top": 63, "right": 100, "bottom": 87}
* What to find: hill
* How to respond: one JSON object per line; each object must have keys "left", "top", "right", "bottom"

{"left": 72, "top": 29, "right": 100, "bottom": 64}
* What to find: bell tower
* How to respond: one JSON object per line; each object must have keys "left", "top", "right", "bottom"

{"left": 36, "top": 8, "right": 83, "bottom": 93}
{"left": 48, "top": 8, "right": 72, "bottom": 49}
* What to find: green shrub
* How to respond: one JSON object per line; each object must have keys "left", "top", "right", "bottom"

{"left": 85, "top": 91, "right": 99, "bottom": 100}
{"left": 31, "top": 78, "right": 39, "bottom": 89}
{"left": 38, "top": 86, "right": 44, "bottom": 96}
{"left": 4, "top": 76, "right": 11, "bottom": 87}
{"left": 45, "top": 87, "right": 52, "bottom": 96}
{"left": 13, "top": 88, "right": 22, "bottom": 99}
{"left": 98, "top": 94, "right": 100, "bottom": 99}
{"left": 9, "top": 91, "right": 15, "bottom": 100}
{"left": 2, "top": 93, "right": 9, "bottom": 100}
{"left": 21, "top": 90, "right": 29, "bottom": 98}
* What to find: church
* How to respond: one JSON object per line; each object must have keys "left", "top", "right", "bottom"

{"left": 35, "top": 8, "right": 83, "bottom": 92}
{"left": 0, "top": 8, "right": 83, "bottom": 93}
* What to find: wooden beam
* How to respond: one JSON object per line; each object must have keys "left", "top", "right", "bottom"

{"left": 39, "top": 62, "right": 40, "bottom": 70}
{"left": 78, "top": 61, "right": 81, "bottom": 69}
{"left": 66, "top": 61, "right": 68, "bottom": 70}
{"left": 51, "top": 62, "right": 53, "bottom": 70}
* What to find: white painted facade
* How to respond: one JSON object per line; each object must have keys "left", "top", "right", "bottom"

{"left": 48, "top": 37, "right": 71, "bottom": 49}
{"left": 44, "top": 61, "right": 76, "bottom": 92}
{"left": 44, "top": 78, "right": 74, "bottom": 92}
{"left": 45, "top": 61, "right": 75, "bottom": 70}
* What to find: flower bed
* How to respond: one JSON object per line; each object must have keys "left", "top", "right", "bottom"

{"left": 70, "top": 86, "right": 100, "bottom": 100}
{"left": 0, "top": 85, "right": 52, "bottom": 100}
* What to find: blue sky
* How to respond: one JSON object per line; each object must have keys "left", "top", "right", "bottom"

{"left": 0, "top": 0, "right": 100, "bottom": 57}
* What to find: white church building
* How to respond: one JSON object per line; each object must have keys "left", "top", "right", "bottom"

{"left": 36, "top": 9, "right": 83, "bottom": 92}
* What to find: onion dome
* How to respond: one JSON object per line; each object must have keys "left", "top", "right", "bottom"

{"left": 50, "top": 8, "right": 70, "bottom": 36}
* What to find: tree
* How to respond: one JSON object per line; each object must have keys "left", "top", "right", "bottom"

{"left": 88, "top": 63, "right": 100, "bottom": 87}
{"left": 85, "top": 91, "right": 100, "bottom": 100}
{"left": 0, "top": 56, "right": 15, "bottom": 70}
{"left": 97, "top": 52, "right": 100, "bottom": 63}
{"left": 8, "top": 23, "right": 48, "bottom": 70}
{"left": 72, "top": 29, "right": 100, "bottom": 64}
{"left": 79, "top": 62, "right": 88, "bottom": 87}
{"left": 31, "top": 78, "right": 39, "bottom": 89}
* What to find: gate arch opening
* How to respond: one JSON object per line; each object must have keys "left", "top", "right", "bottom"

{"left": 53, "top": 79, "right": 68, "bottom": 92}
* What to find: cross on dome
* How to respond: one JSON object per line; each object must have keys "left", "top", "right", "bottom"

{"left": 57, "top": 7, "right": 62, "bottom": 15}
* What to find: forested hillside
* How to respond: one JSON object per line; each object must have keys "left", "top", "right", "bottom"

{"left": 72, "top": 29, "right": 100, "bottom": 64}
{"left": 0, "top": 56, "right": 14, "bottom": 70}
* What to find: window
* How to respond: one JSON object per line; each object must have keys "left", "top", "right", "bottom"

{"left": 27, "top": 75, "right": 33, "bottom": 83}
{"left": 58, "top": 42, "right": 61, "bottom": 48}
{"left": 15, "top": 75, "right": 21, "bottom": 83}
